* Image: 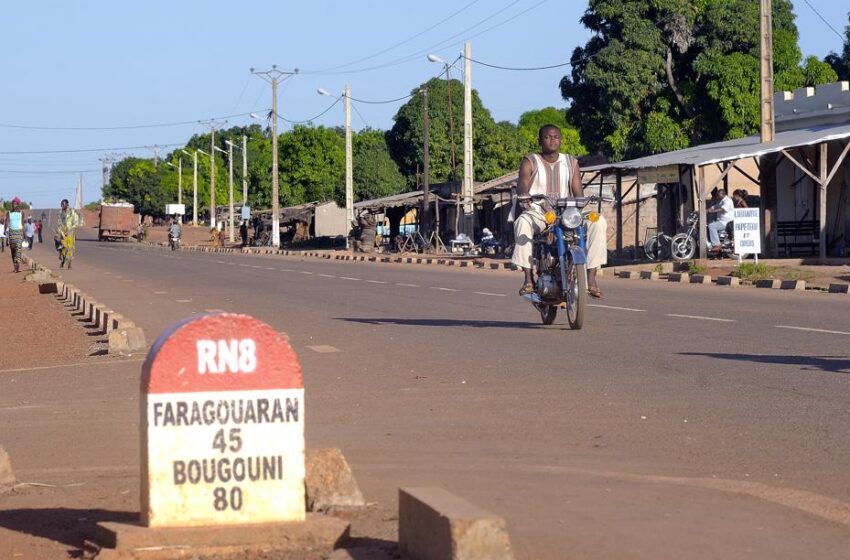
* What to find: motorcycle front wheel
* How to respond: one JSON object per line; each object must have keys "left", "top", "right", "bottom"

{"left": 565, "top": 261, "right": 587, "bottom": 330}
{"left": 670, "top": 233, "right": 697, "bottom": 261}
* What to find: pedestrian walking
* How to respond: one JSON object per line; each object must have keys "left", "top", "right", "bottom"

{"left": 0, "top": 218, "right": 6, "bottom": 253}
{"left": 240, "top": 221, "right": 249, "bottom": 248}
{"left": 37, "top": 219, "right": 44, "bottom": 243}
{"left": 7, "top": 198, "right": 25, "bottom": 272}
{"left": 23, "top": 217, "right": 35, "bottom": 250}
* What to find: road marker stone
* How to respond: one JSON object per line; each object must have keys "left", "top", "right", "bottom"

{"left": 141, "top": 313, "right": 306, "bottom": 527}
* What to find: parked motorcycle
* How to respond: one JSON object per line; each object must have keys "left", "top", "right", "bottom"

{"left": 523, "top": 195, "right": 599, "bottom": 329}
{"left": 670, "top": 211, "right": 734, "bottom": 260}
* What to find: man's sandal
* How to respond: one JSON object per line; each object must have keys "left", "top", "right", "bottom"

{"left": 518, "top": 283, "right": 535, "bottom": 296}
{"left": 588, "top": 287, "right": 603, "bottom": 299}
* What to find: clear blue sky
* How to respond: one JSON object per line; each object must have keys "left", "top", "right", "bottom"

{"left": 1, "top": 0, "right": 847, "bottom": 207}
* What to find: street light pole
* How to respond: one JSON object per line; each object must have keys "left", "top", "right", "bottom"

{"left": 462, "top": 42, "right": 474, "bottom": 237}
{"left": 252, "top": 65, "right": 297, "bottom": 248}
{"left": 318, "top": 85, "right": 354, "bottom": 244}
{"left": 228, "top": 141, "right": 235, "bottom": 242}
{"left": 190, "top": 151, "right": 198, "bottom": 226}
{"left": 199, "top": 119, "right": 227, "bottom": 228}
{"left": 242, "top": 135, "right": 248, "bottom": 205}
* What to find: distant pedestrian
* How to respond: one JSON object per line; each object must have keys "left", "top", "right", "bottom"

{"left": 210, "top": 226, "right": 220, "bottom": 248}
{"left": 23, "top": 217, "right": 35, "bottom": 250}
{"left": 37, "top": 219, "right": 43, "bottom": 243}
{"left": 0, "top": 218, "right": 6, "bottom": 253}
{"left": 7, "top": 198, "right": 24, "bottom": 272}
{"left": 218, "top": 228, "right": 226, "bottom": 248}
{"left": 240, "top": 221, "right": 249, "bottom": 248}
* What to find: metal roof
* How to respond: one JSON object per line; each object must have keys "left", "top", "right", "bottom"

{"left": 354, "top": 189, "right": 430, "bottom": 210}
{"left": 583, "top": 121, "right": 850, "bottom": 172}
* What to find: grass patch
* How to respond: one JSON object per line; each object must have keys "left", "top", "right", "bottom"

{"left": 734, "top": 263, "right": 774, "bottom": 280}
{"left": 688, "top": 263, "right": 705, "bottom": 275}
{"left": 653, "top": 263, "right": 664, "bottom": 274}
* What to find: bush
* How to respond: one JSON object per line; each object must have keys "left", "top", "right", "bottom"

{"left": 735, "top": 263, "right": 774, "bottom": 280}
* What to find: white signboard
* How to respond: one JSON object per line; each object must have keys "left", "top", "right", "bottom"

{"left": 166, "top": 204, "right": 186, "bottom": 216}
{"left": 733, "top": 208, "right": 761, "bottom": 255}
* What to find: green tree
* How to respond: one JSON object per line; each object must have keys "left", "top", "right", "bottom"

{"left": 387, "top": 77, "right": 522, "bottom": 186}
{"left": 517, "top": 107, "right": 587, "bottom": 156}
{"left": 352, "top": 129, "right": 405, "bottom": 201}
{"left": 561, "top": 0, "right": 834, "bottom": 160}
{"left": 825, "top": 14, "right": 850, "bottom": 81}
{"left": 278, "top": 125, "right": 345, "bottom": 206}
{"left": 104, "top": 158, "right": 170, "bottom": 217}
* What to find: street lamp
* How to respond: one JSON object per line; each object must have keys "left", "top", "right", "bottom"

{"left": 181, "top": 149, "right": 198, "bottom": 226}
{"left": 427, "top": 53, "right": 457, "bottom": 184}
{"left": 197, "top": 148, "right": 214, "bottom": 227}
{"left": 317, "top": 86, "right": 354, "bottom": 246}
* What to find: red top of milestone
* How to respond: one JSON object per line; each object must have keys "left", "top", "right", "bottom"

{"left": 142, "top": 313, "right": 303, "bottom": 394}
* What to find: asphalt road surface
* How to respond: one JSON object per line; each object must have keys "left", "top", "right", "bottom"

{"left": 8, "top": 229, "right": 850, "bottom": 559}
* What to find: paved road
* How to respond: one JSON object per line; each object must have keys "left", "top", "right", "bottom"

{"left": 10, "top": 231, "right": 850, "bottom": 559}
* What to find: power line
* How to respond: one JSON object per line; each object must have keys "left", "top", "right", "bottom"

{"left": 0, "top": 168, "right": 100, "bottom": 174}
{"left": 305, "top": 0, "right": 481, "bottom": 74}
{"left": 801, "top": 0, "right": 846, "bottom": 42}
{"left": 350, "top": 93, "right": 414, "bottom": 105}
{"left": 299, "top": 0, "right": 523, "bottom": 75}
{"left": 279, "top": 96, "right": 344, "bottom": 124}
{"left": 464, "top": 56, "right": 572, "bottom": 71}
{"left": 0, "top": 111, "right": 260, "bottom": 132}
{"left": 0, "top": 142, "right": 184, "bottom": 155}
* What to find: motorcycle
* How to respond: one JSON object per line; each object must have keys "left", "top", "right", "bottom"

{"left": 523, "top": 195, "right": 599, "bottom": 329}
{"left": 670, "top": 211, "right": 734, "bottom": 260}
{"left": 169, "top": 233, "right": 181, "bottom": 251}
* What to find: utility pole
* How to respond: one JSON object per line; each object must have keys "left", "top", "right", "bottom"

{"left": 252, "top": 65, "right": 297, "bottom": 248}
{"left": 228, "top": 141, "right": 235, "bottom": 242}
{"left": 199, "top": 119, "right": 226, "bottom": 227}
{"left": 192, "top": 151, "right": 198, "bottom": 226}
{"left": 462, "top": 41, "right": 474, "bottom": 237}
{"left": 177, "top": 158, "right": 183, "bottom": 206}
{"left": 150, "top": 145, "right": 160, "bottom": 167}
{"left": 99, "top": 158, "right": 109, "bottom": 192}
{"left": 242, "top": 135, "right": 248, "bottom": 205}
{"left": 422, "top": 88, "right": 431, "bottom": 237}
{"left": 760, "top": 0, "right": 775, "bottom": 143}
{"left": 76, "top": 174, "right": 83, "bottom": 210}
{"left": 344, "top": 83, "right": 354, "bottom": 237}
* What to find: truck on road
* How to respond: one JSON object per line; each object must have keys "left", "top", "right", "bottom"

{"left": 98, "top": 202, "right": 136, "bottom": 241}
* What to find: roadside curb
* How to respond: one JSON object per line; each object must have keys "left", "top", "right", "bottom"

{"left": 144, "top": 241, "right": 520, "bottom": 272}
{"left": 22, "top": 255, "right": 147, "bottom": 355}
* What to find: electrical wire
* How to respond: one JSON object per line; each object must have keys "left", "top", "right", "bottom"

{"left": 0, "top": 142, "right": 184, "bottom": 155}
{"left": 278, "top": 96, "right": 344, "bottom": 124}
{"left": 350, "top": 102, "right": 372, "bottom": 130}
{"left": 299, "top": 0, "right": 522, "bottom": 75}
{"left": 801, "top": 0, "right": 846, "bottom": 42}
{"left": 349, "top": 93, "right": 414, "bottom": 105}
{"left": 463, "top": 56, "right": 572, "bottom": 71}
{"left": 306, "top": 0, "right": 481, "bottom": 73}
{"left": 0, "top": 169, "right": 100, "bottom": 174}
{"left": 0, "top": 112, "right": 260, "bottom": 131}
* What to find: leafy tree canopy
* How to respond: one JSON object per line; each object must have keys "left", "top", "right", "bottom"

{"left": 561, "top": 0, "right": 839, "bottom": 161}
{"left": 353, "top": 129, "right": 405, "bottom": 202}
{"left": 825, "top": 13, "right": 850, "bottom": 81}
{"left": 517, "top": 107, "right": 587, "bottom": 156}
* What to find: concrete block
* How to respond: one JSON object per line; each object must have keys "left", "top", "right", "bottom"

{"left": 108, "top": 327, "right": 147, "bottom": 355}
{"left": 780, "top": 280, "right": 806, "bottom": 290}
{"left": 639, "top": 271, "right": 659, "bottom": 280}
{"left": 617, "top": 270, "right": 638, "bottom": 279}
{"left": 0, "top": 446, "right": 15, "bottom": 486}
{"left": 756, "top": 278, "right": 781, "bottom": 289}
{"left": 828, "top": 283, "right": 850, "bottom": 294}
{"left": 399, "top": 487, "right": 514, "bottom": 560}
{"left": 667, "top": 272, "right": 690, "bottom": 283}
{"left": 716, "top": 276, "right": 740, "bottom": 287}
{"left": 305, "top": 448, "right": 366, "bottom": 512}
{"left": 90, "top": 514, "right": 349, "bottom": 556}
{"left": 38, "top": 281, "right": 59, "bottom": 294}
{"left": 690, "top": 274, "right": 712, "bottom": 284}
{"left": 490, "top": 263, "right": 500, "bottom": 270}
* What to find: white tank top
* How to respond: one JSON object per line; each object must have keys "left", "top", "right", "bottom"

{"left": 526, "top": 153, "right": 573, "bottom": 198}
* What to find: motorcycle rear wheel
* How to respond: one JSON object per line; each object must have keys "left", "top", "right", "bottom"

{"left": 566, "top": 261, "right": 587, "bottom": 330}
{"left": 535, "top": 303, "right": 558, "bottom": 325}
{"left": 670, "top": 233, "right": 697, "bottom": 261}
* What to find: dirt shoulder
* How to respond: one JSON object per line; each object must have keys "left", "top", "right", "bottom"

{"left": 0, "top": 266, "right": 94, "bottom": 370}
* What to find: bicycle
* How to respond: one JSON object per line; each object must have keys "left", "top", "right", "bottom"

{"left": 59, "top": 232, "right": 76, "bottom": 269}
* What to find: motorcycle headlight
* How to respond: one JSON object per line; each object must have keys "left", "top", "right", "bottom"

{"left": 560, "top": 208, "right": 582, "bottom": 229}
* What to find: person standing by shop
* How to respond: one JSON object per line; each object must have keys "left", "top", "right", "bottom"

{"left": 7, "top": 198, "right": 25, "bottom": 272}
{"left": 0, "top": 217, "right": 6, "bottom": 253}
{"left": 37, "top": 219, "right": 44, "bottom": 243}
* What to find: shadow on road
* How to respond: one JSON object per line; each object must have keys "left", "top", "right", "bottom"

{"left": 340, "top": 317, "right": 545, "bottom": 329}
{"left": 679, "top": 352, "right": 850, "bottom": 373}
{"left": 0, "top": 507, "right": 135, "bottom": 555}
